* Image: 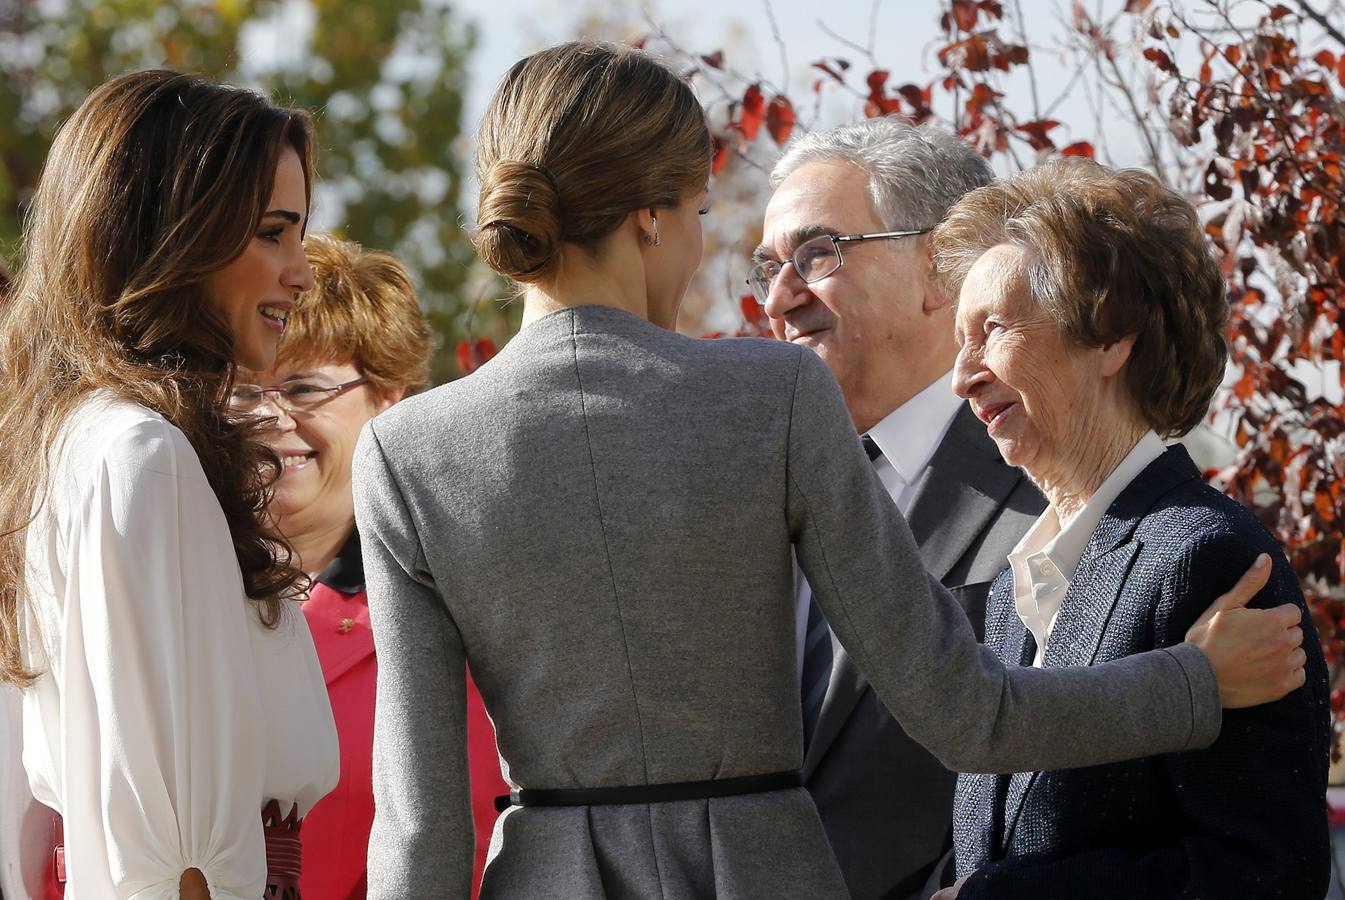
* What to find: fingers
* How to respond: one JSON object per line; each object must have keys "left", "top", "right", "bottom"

{"left": 1201, "top": 598, "right": 1313, "bottom": 708}
{"left": 1270, "top": 603, "right": 1304, "bottom": 630}
{"left": 1277, "top": 646, "right": 1309, "bottom": 696}
{"left": 1212, "top": 553, "right": 1272, "bottom": 613}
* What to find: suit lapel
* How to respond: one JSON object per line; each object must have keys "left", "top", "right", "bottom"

{"left": 998, "top": 445, "right": 1202, "bottom": 853}
{"left": 907, "top": 405, "right": 1028, "bottom": 582}
{"left": 961, "top": 572, "right": 1031, "bottom": 865}
{"left": 801, "top": 640, "right": 864, "bottom": 779}
{"left": 998, "top": 540, "right": 1142, "bottom": 853}
{"left": 1040, "top": 542, "right": 1143, "bottom": 670}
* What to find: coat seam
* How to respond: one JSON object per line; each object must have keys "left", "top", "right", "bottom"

{"left": 568, "top": 314, "right": 668, "bottom": 899}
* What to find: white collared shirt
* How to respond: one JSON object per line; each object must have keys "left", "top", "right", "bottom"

{"left": 864, "top": 370, "right": 965, "bottom": 514}
{"left": 1008, "top": 431, "right": 1167, "bottom": 667}
{"left": 795, "top": 371, "right": 964, "bottom": 679}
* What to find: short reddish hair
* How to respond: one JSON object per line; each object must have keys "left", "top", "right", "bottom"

{"left": 278, "top": 234, "right": 432, "bottom": 395}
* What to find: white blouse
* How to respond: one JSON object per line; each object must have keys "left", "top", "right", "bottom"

{"left": 18, "top": 394, "right": 339, "bottom": 899}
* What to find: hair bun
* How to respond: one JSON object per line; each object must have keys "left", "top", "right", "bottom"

{"left": 474, "top": 160, "right": 563, "bottom": 281}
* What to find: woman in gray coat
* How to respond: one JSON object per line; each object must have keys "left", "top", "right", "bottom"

{"left": 353, "top": 41, "right": 1307, "bottom": 900}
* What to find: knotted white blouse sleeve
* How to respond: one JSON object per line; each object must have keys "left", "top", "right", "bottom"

{"left": 19, "top": 397, "right": 338, "bottom": 900}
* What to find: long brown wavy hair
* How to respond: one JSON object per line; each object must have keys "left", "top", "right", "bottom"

{"left": 0, "top": 70, "right": 314, "bottom": 685}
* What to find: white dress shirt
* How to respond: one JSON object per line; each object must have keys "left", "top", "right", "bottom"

{"left": 1, "top": 683, "right": 49, "bottom": 900}
{"left": 19, "top": 394, "right": 339, "bottom": 899}
{"left": 795, "top": 371, "right": 964, "bottom": 679}
{"left": 1008, "top": 431, "right": 1167, "bottom": 667}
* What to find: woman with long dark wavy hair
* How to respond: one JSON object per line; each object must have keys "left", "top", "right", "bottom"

{"left": 0, "top": 70, "right": 338, "bottom": 899}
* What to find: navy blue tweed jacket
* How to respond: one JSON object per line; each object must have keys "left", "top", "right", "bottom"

{"left": 952, "top": 445, "right": 1330, "bottom": 899}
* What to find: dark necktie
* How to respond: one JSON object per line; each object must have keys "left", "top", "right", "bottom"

{"left": 801, "top": 596, "right": 832, "bottom": 753}
{"left": 802, "top": 435, "right": 883, "bottom": 751}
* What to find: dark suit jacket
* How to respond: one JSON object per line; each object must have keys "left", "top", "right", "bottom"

{"left": 953, "top": 445, "right": 1331, "bottom": 899}
{"left": 803, "top": 404, "right": 1045, "bottom": 900}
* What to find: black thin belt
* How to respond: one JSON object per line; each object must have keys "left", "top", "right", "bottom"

{"left": 494, "top": 769, "right": 802, "bottom": 812}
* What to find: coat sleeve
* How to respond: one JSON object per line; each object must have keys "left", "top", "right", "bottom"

{"left": 354, "top": 421, "right": 474, "bottom": 899}
{"left": 58, "top": 419, "right": 268, "bottom": 899}
{"left": 784, "top": 348, "right": 1222, "bottom": 774}
{"left": 961, "top": 531, "right": 1331, "bottom": 900}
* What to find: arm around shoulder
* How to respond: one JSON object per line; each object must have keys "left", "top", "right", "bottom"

{"left": 784, "top": 350, "right": 1222, "bottom": 774}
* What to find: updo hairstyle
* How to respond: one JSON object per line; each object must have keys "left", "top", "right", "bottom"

{"left": 473, "top": 41, "right": 713, "bottom": 282}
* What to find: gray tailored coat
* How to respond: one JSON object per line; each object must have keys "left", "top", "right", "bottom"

{"left": 803, "top": 404, "right": 1046, "bottom": 900}
{"left": 352, "top": 305, "right": 1222, "bottom": 900}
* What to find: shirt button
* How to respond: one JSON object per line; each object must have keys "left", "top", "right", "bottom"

{"left": 1040, "top": 560, "right": 1056, "bottom": 576}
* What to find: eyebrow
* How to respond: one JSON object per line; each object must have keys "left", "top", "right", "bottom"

{"left": 281, "top": 371, "right": 319, "bottom": 382}
{"left": 262, "top": 209, "right": 302, "bottom": 225}
{"left": 751, "top": 225, "right": 840, "bottom": 265}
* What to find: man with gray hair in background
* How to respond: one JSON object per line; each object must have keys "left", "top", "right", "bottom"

{"left": 750, "top": 119, "right": 1046, "bottom": 899}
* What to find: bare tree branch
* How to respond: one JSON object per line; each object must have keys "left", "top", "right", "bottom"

{"left": 818, "top": 19, "right": 880, "bottom": 69}
{"left": 1293, "top": 0, "right": 1345, "bottom": 48}
{"left": 1079, "top": 63, "right": 1114, "bottom": 165}
{"left": 762, "top": 0, "right": 790, "bottom": 95}
{"left": 1098, "top": 49, "right": 1170, "bottom": 185}
{"left": 1042, "top": 64, "right": 1089, "bottom": 117}
{"left": 1009, "top": 0, "right": 1044, "bottom": 119}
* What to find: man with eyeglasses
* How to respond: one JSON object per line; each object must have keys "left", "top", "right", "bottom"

{"left": 752, "top": 119, "right": 1046, "bottom": 900}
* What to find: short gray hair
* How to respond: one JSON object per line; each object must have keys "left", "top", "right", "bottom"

{"left": 771, "top": 118, "right": 992, "bottom": 231}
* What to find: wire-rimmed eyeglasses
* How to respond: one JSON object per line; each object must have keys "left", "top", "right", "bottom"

{"left": 229, "top": 376, "right": 371, "bottom": 414}
{"left": 746, "top": 229, "right": 931, "bottom": 305}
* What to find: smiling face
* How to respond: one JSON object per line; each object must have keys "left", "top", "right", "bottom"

{"left": 203, "top": 147, "right": 315, "bottom": 372}
{"left": 241, "top": 360, "right": 398, "bottom": 545}
{"left": 758, "top": 159, "right": 954, "bottom": 431}
{"left": 952, "top": 243, "right": 1136, "bottom": 488}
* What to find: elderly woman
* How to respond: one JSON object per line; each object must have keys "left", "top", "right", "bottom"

{"left": 232, "top": 234, "right": 507, "bottom": 898}
{"left": 932, "top": 158, "right": 1330, "bottom": 899}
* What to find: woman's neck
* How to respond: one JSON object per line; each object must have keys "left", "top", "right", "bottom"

{"left": 280, "top": 515, "right": 355, "bottom": 579}
{"left": 1035, "top": 418, "right": 1148, "bottom": 527}
{"left": 520, "top": 241, "right": 651, "bottom": 328}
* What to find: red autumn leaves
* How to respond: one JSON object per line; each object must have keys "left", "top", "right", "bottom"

{"left": 711, "top": 83, "right": 796, "bottom": 175}
{"left": 454, "top": 338, "right": 497, "bottom": 376}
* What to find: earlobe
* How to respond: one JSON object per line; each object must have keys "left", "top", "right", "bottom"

{"left": 1100, "top": 335, "right": 1136, "bottom": 377}
{"left": 634, "top": 208, "right": 659, "bottom": 247}
{"left": 921, "top": 258, "right": 951, "bottom": 313}
{"left": 922, "top": 283, "right": 953, "bottom": 314}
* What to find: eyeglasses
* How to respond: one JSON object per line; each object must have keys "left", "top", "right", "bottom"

{"left": 229, "top": 377, "right": 371, "bottom": 414}
{"left": 746, "top": 229, "right": 931, "bottom": 305}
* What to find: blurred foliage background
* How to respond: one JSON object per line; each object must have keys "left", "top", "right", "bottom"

{"left": 0, "top": 0, "right": 518, "bottom": 383}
